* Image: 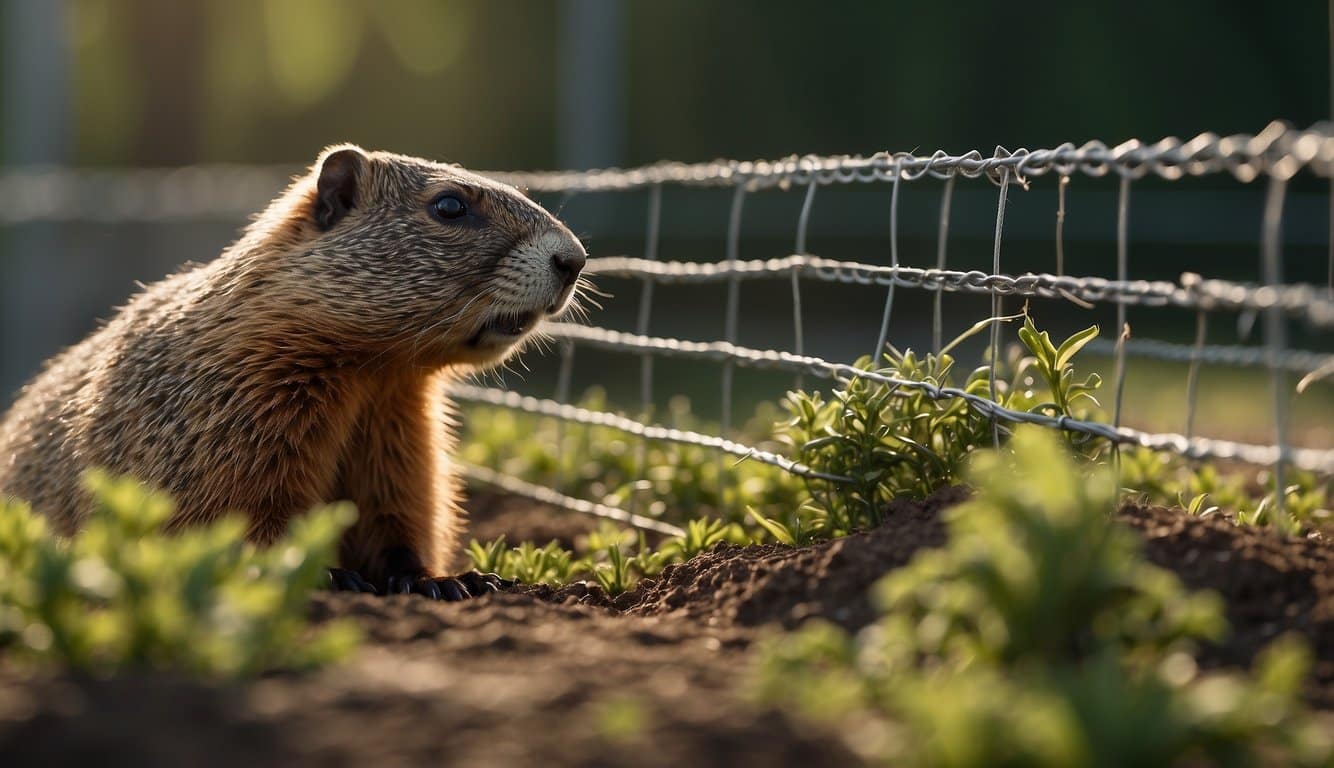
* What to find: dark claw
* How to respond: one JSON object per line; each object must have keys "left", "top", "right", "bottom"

{"left": 411, "top": 578, "right": 442, "bottom": 600}
{"left": 329, "top": 567, "right": 379, "bottom": 595}
{"left": 387, "top": 574, "right": 414, "bottom": 595}
{"left": 434, "top": 577, "right": 470, "bottom": 602}
{"left": 380, "top": 544, "right": 513, "bottom": 601}
{"left": 455, "top": 571, "right": 513, "bottom": 596}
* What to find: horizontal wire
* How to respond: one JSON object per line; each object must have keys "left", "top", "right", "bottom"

{"left": 585, "top": 254, "right": 1334, "bottom": 329}
{"left": 526, "top": 322, "right": 1334, "bottom": 475}
{"left": 1084, "top": 338, "right": 1333, "bottom": 376}
{"left": 2, "top": 122, "right": 1332, "bottom": 224}
{"left": 450, "top": 383, "right": 854, "bottom": 483}
{"left": 457, "top": 462, "right": 686, "bottom": 538}
{"left": 492, "top": 120, "right": 1334, "bottom": 191}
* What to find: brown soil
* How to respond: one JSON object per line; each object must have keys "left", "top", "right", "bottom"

{"left": 2, "top": 487, "right": 1332, "bottom": 767}
{"left": 1120, "top": 504, "right": 1334, "bottom": 707}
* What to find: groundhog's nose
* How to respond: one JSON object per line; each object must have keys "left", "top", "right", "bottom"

{"left": 551, "top": 249, "right": 586, "bottom": 289}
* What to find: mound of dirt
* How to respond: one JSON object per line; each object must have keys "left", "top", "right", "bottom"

{"left": 1120, "top": 504, "right": 1334, "bottom": 707}
{"left": 3, "top": 489, "right": 1333, "bottom": 766}
{"left": 617, "top": 486, "right": 964, "bottom": 630}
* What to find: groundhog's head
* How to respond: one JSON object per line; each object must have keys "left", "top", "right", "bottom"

{"left": 256, "top": 144, "right": 587, "bottom": 369}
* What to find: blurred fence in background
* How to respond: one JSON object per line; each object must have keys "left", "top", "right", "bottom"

{"left": 1, "top": 121, "right": 1333, "bottom": 530}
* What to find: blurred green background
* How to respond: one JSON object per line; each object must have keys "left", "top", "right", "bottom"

{"left": 1, "top": 0, "right": 1330, "bottom": 445}
{"left": 17, "top": 0, "right": 1329, "bottom": 167}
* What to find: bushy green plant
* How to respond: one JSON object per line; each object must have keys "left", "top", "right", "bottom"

{"left": 776, "top": 314, "right": 1099, "bottom": 535}
{"left": 752, "top": 428, "right": 1331, "bottom": 767}
{"left": 777, "top": 348, "right": 991, "bottom": 535}
{"left": 0, "top": 472, "right": 358, "bottom": 678}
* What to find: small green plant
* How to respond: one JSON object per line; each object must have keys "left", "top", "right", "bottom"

{"left": 507, "top": 540, "right": 580, "bottom": 585}
{"left": 466, "top": 535, "right": 510, "bottom": 575}
{"left": 1016, "top": 318, "right": 1102, "bottom": 418}
{"left": 1016, "top": 317, "right": 1103, "bottom": 456}
{"left": 1121, "top": 447, "right": 1331, "bottom": 534}
{"left": 752, "top": 428, "right": 1331, "bottom": 767}
{"left": 661, "top": 517, "right": 733, "bottom": 560}
{"left": 0, "top": 472, "right": 358, "bottom": 678}
{"left": 465, "top": 516, "right": 741, "bottom": 594}
{"left": 745, "top": 504, "right": 822, "bottom": 546}
{"left": 592, "top": 545, "right": 633, "bottom": 596}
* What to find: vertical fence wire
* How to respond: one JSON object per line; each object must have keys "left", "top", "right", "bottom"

{"left": 630, "top": 183, "right": 663, "bottom": 515}
{"left": 719, "top": 184, "right": 747, "bottom": 511}
{"left": 1261, "top": 175, "right": 1293, "bottom": 530}
{"left": 637, "top": 184, "right": 663, "bottom": 409}
{"left": 793, "top": 180, "right": 816, "bottom": 389}
{"left": 872, "top": 160, "right": 902, "bottom": 363}
{"left": 988, "top": 169, "right": 1012, "bottom": 449}
{"left": 933, "top": 175, "right": 956, "bottom": 356}
{"left": 1184, "top": 310, "right": 1207, "bottom": 440}
{"left": 552, "top": 340, "right": 576, "bottom": 491}
{"left": 1056, "top": 174, "right": 1069, "bottom": 277}
{"left": 1112, "top": 176, "right": 1132, "bottom": 476}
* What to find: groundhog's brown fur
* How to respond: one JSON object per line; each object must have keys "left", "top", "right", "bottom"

{"left": 0, "top": 145, "right": 586, "bottom": 591}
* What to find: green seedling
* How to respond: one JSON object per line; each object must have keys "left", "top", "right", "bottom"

{"left": 592, "top": 545, "right": 633, "bottom": 596}
{"left": 467, "top": 535, "right": 509, "bottom": 575}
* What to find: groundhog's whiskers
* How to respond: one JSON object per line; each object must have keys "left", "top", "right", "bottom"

{"left": 574, "top": 277, "right": 608, "bottom": 304}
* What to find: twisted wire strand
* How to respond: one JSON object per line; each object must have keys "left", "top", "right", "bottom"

{"left": 449, "top": 383, "right": 854, "bottom": 483}
{"left": 585, "top": 255, "right": 1334, "bottom": 328}
{"left": 491, "top": 120, "right": 1334, "bottom": 191}
{"left": 458, "top": 463, "right": 686, "bottom": 538}
{"left": 3, "top": 122, "right": 1331, "bottom": 224}
{"left": 1084, "top": 338, "right": 1333, "bottom": 376}
{"left": 528, "top": 322, "right": 1334, "bottom": 475}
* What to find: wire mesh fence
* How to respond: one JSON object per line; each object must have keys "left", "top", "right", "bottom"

{"left": 2, "top": 120, "right": 1332, "bottom": 531}
{"left": 465, "top": 120, "right": 1334, "bottom": 527}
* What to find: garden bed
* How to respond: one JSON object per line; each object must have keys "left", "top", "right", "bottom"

{"left": 2, "top": 489, "right": 1331, "bottom": 767}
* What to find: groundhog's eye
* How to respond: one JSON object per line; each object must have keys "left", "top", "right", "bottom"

{"left": 430, "top": 194, "right": 467, "bottom": 221}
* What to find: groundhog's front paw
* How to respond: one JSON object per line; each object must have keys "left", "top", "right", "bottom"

{"left": 382, "top": 570, "right": 514, "bottom": 601}
{"left": 386, "top": 573, "right": 466, "bottom": 600}
{"left": 328, "top": 567, "right": 379, "bottom": 594}
{"left": 454, "top": 570, "right": 516, "bottom": 595}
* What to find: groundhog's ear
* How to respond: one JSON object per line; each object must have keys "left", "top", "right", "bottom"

{"left": 314, "top": 147, "right": 367, "bottom": 231}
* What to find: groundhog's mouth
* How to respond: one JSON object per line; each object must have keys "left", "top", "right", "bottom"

{"left": 470, "top": 310, "right": 542, "bottom": 346}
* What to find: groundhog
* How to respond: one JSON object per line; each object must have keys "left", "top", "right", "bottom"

{"left": 0, "top": 145, "right": 587, "bottom": 600}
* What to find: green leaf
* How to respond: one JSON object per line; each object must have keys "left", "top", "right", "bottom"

{"left": 746, "top": 506, "right": 796, "bottom": 546}
{"left": 1055, "top": 325, "right": 1100, "bottom": 370}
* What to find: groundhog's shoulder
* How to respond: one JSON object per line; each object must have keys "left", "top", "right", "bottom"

{"left": 0, "top": 263, "right": 213, "bottom": 473}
